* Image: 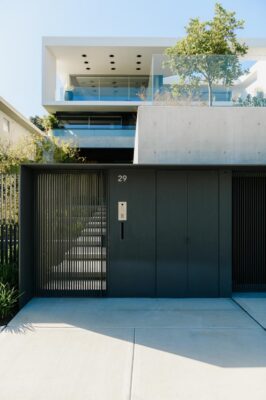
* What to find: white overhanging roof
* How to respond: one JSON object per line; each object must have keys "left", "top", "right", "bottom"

{"left": 43, "top": 37, "right": 178, "bottom": 76}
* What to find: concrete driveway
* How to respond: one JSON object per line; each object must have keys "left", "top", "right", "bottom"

{"left": 1, "top": 298, "right": 266, "bottom": 400}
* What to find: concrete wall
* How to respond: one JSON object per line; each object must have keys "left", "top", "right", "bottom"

{"left": 134, "top": 106, "right": 266, "bottom": 164}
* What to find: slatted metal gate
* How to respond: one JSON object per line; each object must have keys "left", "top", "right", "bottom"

{"left": 34, "top": 171, "right": 107, "bottom": 296}
{"left": 233, "top": 172, "right": 266, "bottom": 291}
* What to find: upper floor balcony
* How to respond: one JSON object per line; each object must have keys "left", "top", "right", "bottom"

{"left": 151, "top": 54, "right": 266, "bottom": 107}
{"left": 42, "top": 37, "right": 171, "bottom": 112}
{"left": 42, "top": 37, "right": 266, "bottom": 112}
{"left": 62, "top": 75, "right": 151, "bottom": 102}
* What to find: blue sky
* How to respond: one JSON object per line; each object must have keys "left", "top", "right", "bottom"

{"left": 0, "top": 0, "right": 265, "bottom": 117}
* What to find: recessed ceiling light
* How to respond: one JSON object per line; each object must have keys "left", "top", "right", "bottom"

{"left": 86, "top": 67, "right": 91, "bottom": 70}
{"left": 137, "top": 54, "right": 142, "bottom": 58}
{"left": 136, "top": 61, "right": 141, "bottom": 64}
{"left": 111, "top": 67, "right": 116, "bottom": 70}
{"left": 109, "top": 54, "right": 114, "bottom": 57}
{"left": 84, "top": 61, "right": 89, "bottom": 64}
{"left": 136, "top": 68, "right": 141, "bottom": 70}
{"left": 82, "top": 54, "right": 87, "bottom": 57}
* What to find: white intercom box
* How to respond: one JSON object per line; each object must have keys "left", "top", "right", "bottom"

{"left": 118, "top": 202, "right": 127, "bottom": 221}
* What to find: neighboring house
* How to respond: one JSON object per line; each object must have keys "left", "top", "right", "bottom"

{"left": 0, "top": 96, "right": 43, "bottom": 159}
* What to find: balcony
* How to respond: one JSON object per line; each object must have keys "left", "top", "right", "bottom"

{"left": 52, "top": 124, "right": 135, "bottom": 148}
{"left": 151, "top": 54, "right": 266, "bottom": 107}
{"left": 61, "top": 76, "right": 151, "bottom": 102}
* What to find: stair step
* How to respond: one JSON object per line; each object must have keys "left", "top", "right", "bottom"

{"left": 45, "top": 280, "right": 106, "bottom": 291}
{"left": 50, "top": 272, "right": 106, "bottom": 280}
{"left": 53, "top": 260, "right": 106, "bottom": 272}
{"left": 89, "top": 216, "right": 106, "bottom": 222}
{"left": 85, "top": 222, "right": 106, "bottom": 228}
{"left": 65, "top": 249, "right": 106, "bottom": 260}
{"left": 76, "top": 236, "right": 103, "bottom": 245}
{"left": 82, "top": 228, "right": 106, "bottom": 235}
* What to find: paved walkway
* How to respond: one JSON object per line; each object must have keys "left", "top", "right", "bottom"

{"left": 233, "top": 292, "right": 266, "bottom": 329}
{"left": 1, "top": 298, "right": 266, "bottom": 400}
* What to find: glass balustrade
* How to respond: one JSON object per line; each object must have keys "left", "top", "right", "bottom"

{"left": 52, "top": 125, "right": 136, "bottom": 148}
{"left": 61, "top": 76, "right": 151, "bottom": 102}
{"left": 151, "top": 54, "right": 266, "bottom": 106}
{"left": 55, "top": 55, "right": 266, "bottom": 106}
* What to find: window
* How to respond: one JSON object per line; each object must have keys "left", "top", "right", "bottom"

{"left": 3, "top": 118, "right": 10, "bottom": 133}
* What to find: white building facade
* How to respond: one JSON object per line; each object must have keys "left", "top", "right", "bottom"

{"left": 42, "top": 37, "right": 266, "bottom": 163}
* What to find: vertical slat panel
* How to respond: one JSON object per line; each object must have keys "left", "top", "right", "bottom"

{"left": 34, "top": 170, "right": 107, "bottom": 296}
{"left": 233, "top": 172, "right": 266, "bottom": 291}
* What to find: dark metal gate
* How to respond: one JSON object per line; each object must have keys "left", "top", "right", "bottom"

{"left": 34, "top": 171, "right": 107, "bottom": 296}
{"left": 233, "top": 172, "right": 266, "bottom": 291}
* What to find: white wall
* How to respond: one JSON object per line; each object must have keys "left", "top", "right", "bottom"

{"left": 0, "top": 110, "right": 35, "bottom": 158}
{"left": 42, "top": 47, "right": 56, "bottom": 103}
{"left": 134, "top": 106, "right": 266, "bottom": 164}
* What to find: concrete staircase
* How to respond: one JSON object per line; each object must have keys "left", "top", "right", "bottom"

{"left": 49, "top": 206, "right": 107, "bottom": 291}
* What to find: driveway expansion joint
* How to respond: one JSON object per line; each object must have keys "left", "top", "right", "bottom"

{"left": 231, "top": 298, "right": 266, "bottom": 331}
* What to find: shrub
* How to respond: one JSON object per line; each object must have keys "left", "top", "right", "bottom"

{"left": 0, "top": 282, "right": 20, "bottom": 320}
{"left": 0, "top": 263, "right": 18, "bottom": 289}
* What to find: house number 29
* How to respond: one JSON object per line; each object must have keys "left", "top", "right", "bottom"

{"left": 118, "top": 175, "right": 127, "bottom": 183}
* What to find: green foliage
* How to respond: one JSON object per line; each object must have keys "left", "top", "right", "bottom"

{"left": 0, "top": 135, "right": 37, "bottom": 173}
{"left": 0, "top": 264, "right": 18, "bottom": 289}
{"left": 165, "top": 3, "right": 248, "bottom": 106}
{"left": 30, "top": 116, "right": 45, "bottom": 132}
{"left": 0, "top": 282, "right": 20, "bottom": 320}
{"left": 234, "top": 93, "right": 266, "bottom": 107}
{"left": 0, "top": 114, "right": 82, "bottom": 173}
{"left": 41, "top": 114, "right": 62, "bottom": 132}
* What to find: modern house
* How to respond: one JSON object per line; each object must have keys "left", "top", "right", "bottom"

{"left": 19, "top": 37, "right": 266, "bottom": 306}
{"left": 42, "top": 37, "right": 266, "bottom": 162}
{"left": 42, "top": 37, "right": 174, "bottom": 162}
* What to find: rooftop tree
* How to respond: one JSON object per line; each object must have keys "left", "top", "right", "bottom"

{"left": 165, "top": 3, "right": 249, "bottom": 106}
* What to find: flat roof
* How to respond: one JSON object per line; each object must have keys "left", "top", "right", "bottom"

{"left": 44, "top": 37, "right": 175, "bottom": 77}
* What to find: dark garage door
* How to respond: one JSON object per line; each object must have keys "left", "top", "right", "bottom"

{"left": 108, "top": 169, "right": 156, "bottom": 296}
{"left": 157, "top": 171, "right": 219, "bottom": 297}
{"left": 108, "top": 169, "right": 220, "bottom": 297}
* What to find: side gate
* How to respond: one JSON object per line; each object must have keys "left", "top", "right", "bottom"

{"left": 233, "top": 172, "right": 266, "bottom": 291}
{"left": 34, "top": 170, "right": 107, "bottom": 296}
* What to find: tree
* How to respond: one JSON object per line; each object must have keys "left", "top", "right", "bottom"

{"left": 29, "top": 116, "right": 45, "bottom": 132}
{"left": 165, "top": 3, "right": 249, "bottom": 106}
